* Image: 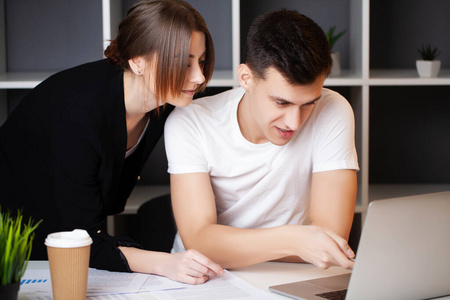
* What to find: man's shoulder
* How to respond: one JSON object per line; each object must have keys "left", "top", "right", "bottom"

{"left": 320, "top": 88, "right": 346, "bottom": 103}
{"left": 168, "top": 87, "right": 244, "bottom": 122}
{"left": 315, "top": 88, "right": 352, "bottom": 112}
{"left": 303, "top": 88, "right": 354, "bottom": 132}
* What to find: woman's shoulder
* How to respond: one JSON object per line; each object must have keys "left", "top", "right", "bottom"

{"left": 32, "top": 60, "right": 125, "bottom": 125}
{"left": 43, "top": 59, "right": 121, "bottom": 87}
{"left": 32, "top": 59, "right": 123, "bottom": 105}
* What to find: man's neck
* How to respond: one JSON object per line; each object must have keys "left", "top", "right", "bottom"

{"left": 236, "top": 92, "right": 267, "bottom": 144}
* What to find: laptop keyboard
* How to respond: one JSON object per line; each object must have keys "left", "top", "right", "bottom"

{"left": 316, "top": 289, "right": 348, "bottom": 300}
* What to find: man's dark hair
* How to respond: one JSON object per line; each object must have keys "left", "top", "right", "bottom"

{"left": 244, "top": 9, "right": 331, "bottom": 85}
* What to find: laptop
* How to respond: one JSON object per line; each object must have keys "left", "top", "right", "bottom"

{"left": 269, "top": 191, "right": 450, "bottom": 300}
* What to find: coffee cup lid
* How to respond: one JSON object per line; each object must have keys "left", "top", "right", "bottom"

{"left": 45, "top": 229, "right": 93, "bottom": 248}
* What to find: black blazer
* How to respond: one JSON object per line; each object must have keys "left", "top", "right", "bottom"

{"left": 0, "top": 60, "right": 174, "bottom": 271}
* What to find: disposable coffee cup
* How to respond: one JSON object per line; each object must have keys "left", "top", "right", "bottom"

{"left": 45, "top": 229, "right": 93, "bottom": 300}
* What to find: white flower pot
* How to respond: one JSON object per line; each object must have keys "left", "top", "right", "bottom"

{"left": 416, "top": 60, "right": 441, "bottom": 78}
{"left": 330, "top": 52, "right": 341, "bottom": 77}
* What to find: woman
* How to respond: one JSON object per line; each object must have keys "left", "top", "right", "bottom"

{"left": 0, "top": 0, "right": 223, "bottom": 284}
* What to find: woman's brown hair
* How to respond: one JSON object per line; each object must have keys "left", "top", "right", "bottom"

{"left": 105, "top": 0, "right": 214, "bottom": 104}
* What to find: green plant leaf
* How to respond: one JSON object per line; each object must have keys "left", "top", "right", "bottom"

{"left": 326, "top": 25, "right": 346, "bottom": 51}
{"left": 0, "top": 207, "right": 42, "bottom": 285}
{"left": 417, "top": 44, "right": 441, "bottom": 60}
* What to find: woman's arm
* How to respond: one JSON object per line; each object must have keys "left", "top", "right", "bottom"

{"left": 53, "top": 120, "right": 138, "bottom": 272}
{"left": 119, "top": 247, "right": 224, "bottom": 284}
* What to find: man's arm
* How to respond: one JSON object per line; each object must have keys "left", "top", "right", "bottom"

{"left": 171, "top": 172, "right": 355, "bottom": 270}
{"left": 274, "top": 169, "right": 357, "bottom": 263}
{"left": 310, "top": 169, "right": 357, "bottom": 239}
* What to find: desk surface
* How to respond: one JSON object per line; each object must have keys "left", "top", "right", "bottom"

{"left": 21, "top": 261, "right": 450, "bottom": 300}
{"left": 232, "top": 262, "right": 350, "bottom": 292}
{"left": 21, "top": 261, "right": 350, "bottom": 299}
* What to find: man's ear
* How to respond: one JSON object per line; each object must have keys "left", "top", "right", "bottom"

{"left": 237, "top": 64, "right": 254, "bottom": 90}
{"left": 128, "top": 56, "right": 146, "bottom": 75}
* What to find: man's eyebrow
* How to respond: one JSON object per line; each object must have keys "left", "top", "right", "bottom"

{"left": 270, "top": 94, "right": 322, "bottom": 104}
{"left": 270, "top": 95, "right": 293, "bottom": 103}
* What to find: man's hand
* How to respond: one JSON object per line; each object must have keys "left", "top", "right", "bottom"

{"left": 294, "top": 225, "right": 355, "bottom": 270}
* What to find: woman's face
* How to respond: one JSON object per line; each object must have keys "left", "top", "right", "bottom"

{"left": 166, "top": 31, "right": 207, "bottom": 107}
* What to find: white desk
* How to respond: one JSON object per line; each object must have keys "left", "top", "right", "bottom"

{"left": 232, "top": 262, "right": 351, "bottom": 292}
{"left": 20, "top": 261, "right": 350, "bottom": 299}
{"left": 20, "top": 261, "right": 450, "bottom": 300}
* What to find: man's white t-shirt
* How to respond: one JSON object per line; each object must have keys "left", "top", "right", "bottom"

{"left": 164, "top": 87, "right": 359, "bottom": 252}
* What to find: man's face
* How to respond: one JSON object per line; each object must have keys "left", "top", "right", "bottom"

{"left": 238, "top": 67, "right": 325, "bottom": 146}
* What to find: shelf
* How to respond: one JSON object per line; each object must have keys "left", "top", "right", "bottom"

{"left": 209, "top": 70, "right": 238, "bottom": 87}
{"left": 0, "top": 70, "right": 238, "bottom": 90}
{"left": 0, "top": 72, "right": 54, "bottom": 89}
{"left": 370, "top": 69, "right": 450, "bottom": 86}
{"left": 15, "top": 68, "right": 450, "bottom": 90}
{"left": 325, "top": 70, "right": 364, "bottom": 86}
{"left": 355, "top": 202, "right": 365, "bottom": 214}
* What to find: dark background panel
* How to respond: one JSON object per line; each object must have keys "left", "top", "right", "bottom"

{"left": 369, "top": 86, "right": 450, "bottom": 183}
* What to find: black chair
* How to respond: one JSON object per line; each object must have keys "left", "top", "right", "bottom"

{"left": 136, "top": 194, "right": 177, "bottom": 253}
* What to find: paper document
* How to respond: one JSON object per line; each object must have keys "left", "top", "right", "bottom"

{"left": 19, "top": 269, "right": 276, "bottom": 299}
{"left": 87, "top": 269, "right": 153, "bottom": 293}
{"left": 19, "top": 268, "right": 183, "bottom": 297}
{"left": 152, "top": 270, "right": 277, "bottom": 300}
{"left": 20, "top": 269, "right": 52, "bottom": 293}
{"left": 139, "top": 274, "right": 184, "bottom": 292}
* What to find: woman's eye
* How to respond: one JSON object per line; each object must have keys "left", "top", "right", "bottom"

{"left": 187, "top": 60, "right": 207, "bottom": 68}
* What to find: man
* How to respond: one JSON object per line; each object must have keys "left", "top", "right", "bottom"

{"left": 164, "top": 9, "right": 359, "bottom": 270}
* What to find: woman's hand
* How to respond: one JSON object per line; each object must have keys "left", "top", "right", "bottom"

{"left": 156, "top": 249, "right": 225, "bottom": 284}
{"left": 119, "top": 247, "right": 224, "bottom": 284}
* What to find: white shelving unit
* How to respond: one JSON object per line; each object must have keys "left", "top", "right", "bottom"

{"left": 1, "top": 0, "right": 449, "bottom": 221}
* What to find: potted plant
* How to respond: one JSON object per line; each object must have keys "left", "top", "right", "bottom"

{"left": 326, "top": 26, "right": 346, "bottom": 77}
{"left": 416, "top": 44, "right": 441, "bottom": 77}
{"left": 0, "top": 208, "right": 41, "bottom": 300}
